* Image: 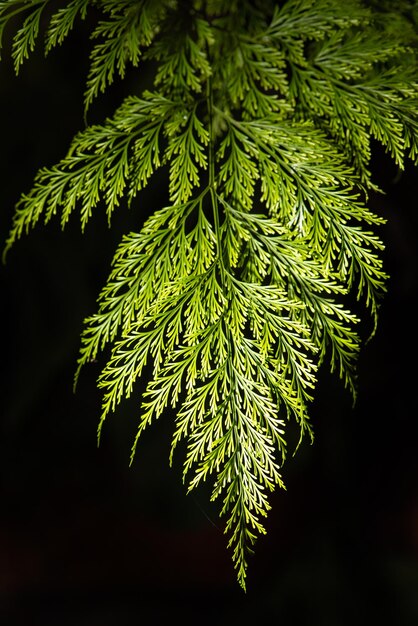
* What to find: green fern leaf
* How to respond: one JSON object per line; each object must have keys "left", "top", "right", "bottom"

{"left": 0, "top": 1, "right": 44, "bottom": 62}
{"left": 84, "top": 0, "right": 169, "bottom": 110}
{"left": 2, "top": 0, "right": 417, "bottom": 591}
{"left": 11, "top": 1, "right": 46, "bottom": 72}
{"left": 45, "top": 0, "right": 90, "bottom": 52}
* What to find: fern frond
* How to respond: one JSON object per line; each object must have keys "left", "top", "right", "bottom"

{"left": 45, "top": 0, "right": 90, "bottom": 52}
{"left": 287, "top": 28, "right": 418, "bottom": 181}
{"left": 3, "top": 92, "right": 182, "bottom": 257}
{"left": 165, "top": 104, "right": 210, "bottom": 204}
{"left": 11, "top": 0, "right": 47, "bottom": 72}
{"left": 84, "top": 0, "right": 167, "bottom": 109}
{"left": 2, "top": 0, "right": 417, "bottom": 591}
{"left": 0, "top": 0, "right": 45, "bottom": 62}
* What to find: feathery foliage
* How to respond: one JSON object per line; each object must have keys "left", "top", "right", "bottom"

{"left": 1, "top": 0, "right": 417, "bottom": 589}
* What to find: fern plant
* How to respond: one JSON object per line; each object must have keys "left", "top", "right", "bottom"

{"left": 1, "top": 0, "right": 417, "bottom": 590}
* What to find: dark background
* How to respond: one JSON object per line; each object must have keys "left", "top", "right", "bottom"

{"left": 1, "top": 16, "right": 418, "bottom": 626}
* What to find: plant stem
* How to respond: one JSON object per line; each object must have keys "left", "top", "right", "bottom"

{"left": 207, "top": 74, "right": 223, "bottom": 269}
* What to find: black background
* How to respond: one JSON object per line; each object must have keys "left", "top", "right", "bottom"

{"left": 1, "top": 15, "right": 418, "bottom": 626}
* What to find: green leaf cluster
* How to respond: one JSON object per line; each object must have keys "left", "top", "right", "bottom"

{"left": 1, "top": 0, "right": 417, "bottom": 590}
